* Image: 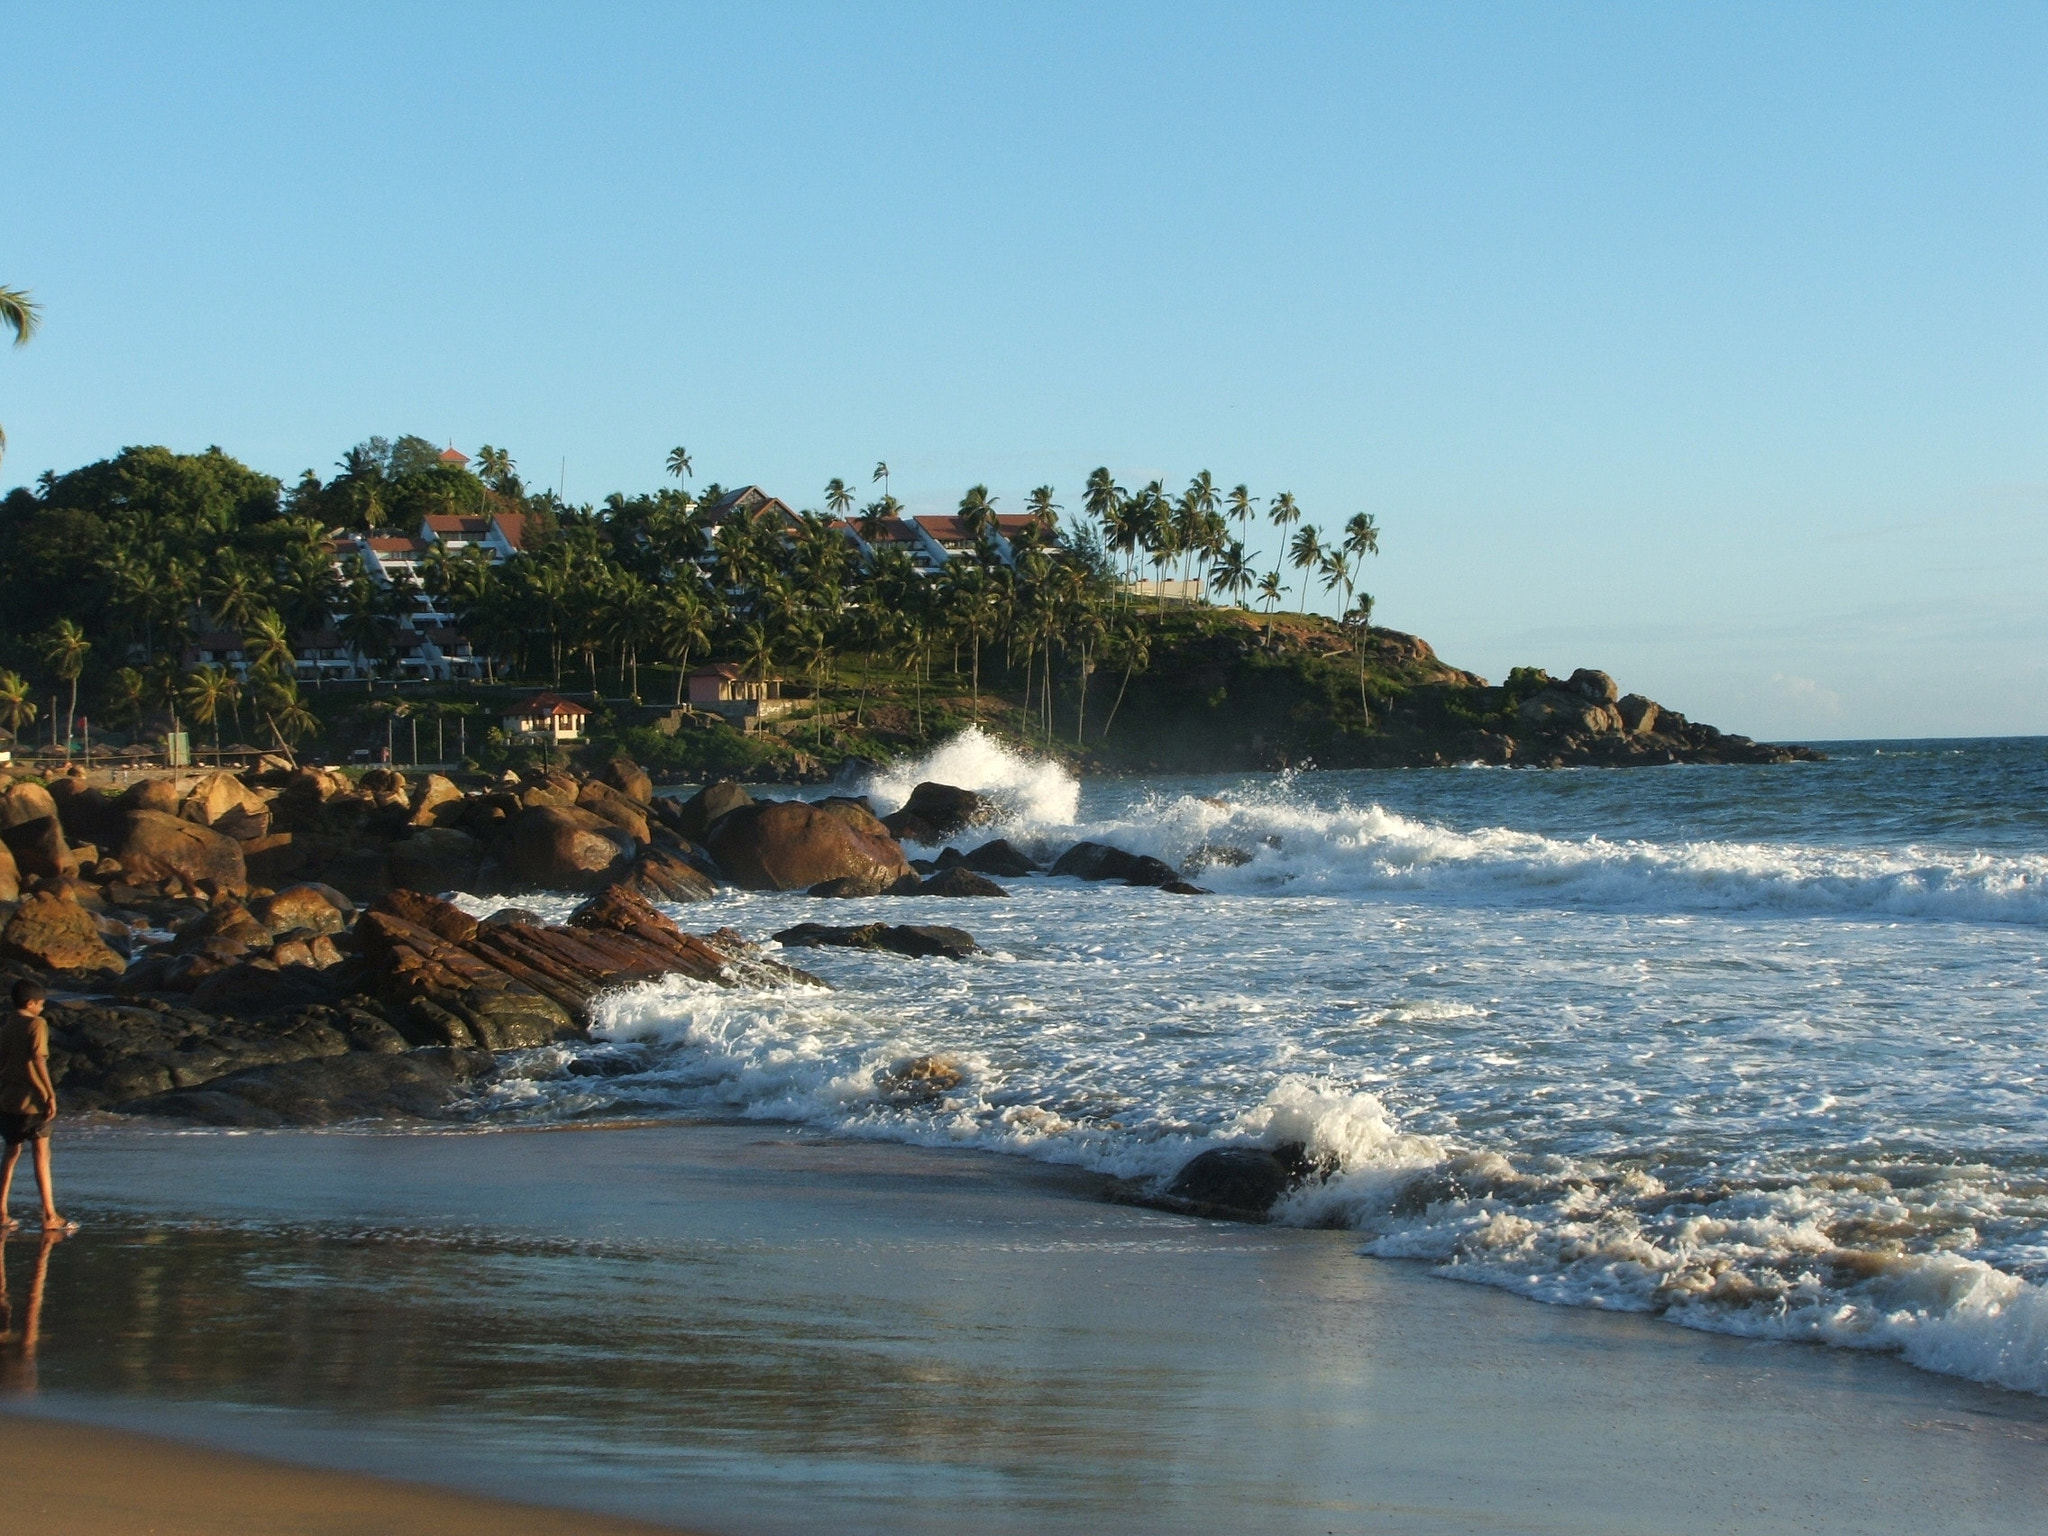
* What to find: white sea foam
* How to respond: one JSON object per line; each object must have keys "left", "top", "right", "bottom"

{"left": 462, "top": 736, "right": 2048, "bottom": 1397}
{"left": 860, "top": 727, "right": 1080, "bottom": 829}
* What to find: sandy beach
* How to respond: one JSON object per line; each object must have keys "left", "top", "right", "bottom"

{"left": 4, "top": 1118, "right": 2045, "bottom": 1536}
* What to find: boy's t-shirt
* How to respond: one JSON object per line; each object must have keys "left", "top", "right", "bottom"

{"left": 0, "top": 1010, "right": 50, "bottom": 1116}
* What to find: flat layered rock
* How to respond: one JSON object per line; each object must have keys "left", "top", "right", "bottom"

{"left": 772, "top": 922, "right": 979, "bottom": 960}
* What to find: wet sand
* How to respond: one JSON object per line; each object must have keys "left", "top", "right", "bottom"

{"left": 0, "top": 1412, "right": 694, "bottom": 1536}
{"left": 5, "top": 1119, "right": 2048, "bottom": 1535}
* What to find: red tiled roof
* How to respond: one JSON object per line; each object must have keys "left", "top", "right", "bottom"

{"left": 368, "top": 536, "right": 426, "bottom": 555}
{"left": 915, "top": 515, "right": 975, "bottom": 545}
{"left": 439, "top": 447, "right": 468, "bottom": 465}
{"left": 512, "top": 692, "right": 590, "bottom": 717}
{"left": 491, "top": 512, "right": 528, "bottom": 550}
{"left": 692, "top": 662, "right": 747, "bottom": 679}
{"left": 425, "top": 515, "right": 491, "bottom": 536}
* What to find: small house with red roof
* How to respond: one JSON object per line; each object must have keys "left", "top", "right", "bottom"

{"left": 502, "top": 693, "right": 590, "bottom": 744}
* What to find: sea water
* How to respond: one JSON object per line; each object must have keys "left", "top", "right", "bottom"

{"left": 459, "top": 730, "right": 2048, "bottom": 1398}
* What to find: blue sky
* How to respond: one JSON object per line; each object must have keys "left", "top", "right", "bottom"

{"left": 5, "top": 3, "right": 2044, "bottom": 739}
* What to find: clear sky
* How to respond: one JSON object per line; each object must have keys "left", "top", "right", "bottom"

{"left": 5, "top": 3, "right": 2044, "bottom": 740}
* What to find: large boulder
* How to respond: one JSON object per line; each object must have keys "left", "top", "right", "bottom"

{"left": 47, "top": 776, "right": 124, "bottom": 845}
{"left": 372, "top": 888, "right": 481, "bottom": 945}
{"left": 116, "top": 809, "right": 250, "bottom": 896}
{"left": 407, "top": 774, "right": 465, "bottom": 826}
{"left": 0, "top": 892, "right": 125, "bottom": 975}
{"left": 1517, "top": 689, "right": 1623, "bottom": 737}
{"left": 881, "top": 782, "right": 988, "bottom": 845}
{"left": 249, "top": 883, "right": 353, "bottom": 937}
{"left": 508, "top": 805, "right": 636, "bottom": 892}
{"left": 1565, "top": 668, "right": 1620, "bottom": 704}
{"left": 1, "top": 815, "right": 77, "bottom": 881}
{"left": 1617, "top": 694, "right": 1661, "bottom": 735}
{"left": 188, "top": 959, "right": 341, "bottom": 1017}
{"left": 576, "top": 780, "right": 652, "bottom": 844}
{"left": 0, "top": 839, "right": 17, "bottom": 903}
{"left": 597, "top": 756, "right": 654, "bottom": 805}
{"left": 676, "top": 779, "right": 752, "bottom": 842}
{"left": 179, "top": 772, "right": 272, "bottom": 840}
{"left": 1049, "top": 842, "right": 1179, "bottom": 888}
{"left": 115, "top": 778, "right": 182, "bottom": 816}
{"left": 0, "top": 781, "right": 61, "bottom": 832}
{"left": 387, "top": 827, "right": 486, "bottom": 893}
{"left": 706, "top": 799, "right": 913, "bottom": 892}
{"left": 122, "top": 1047, "right": 500, "bottom": 1128}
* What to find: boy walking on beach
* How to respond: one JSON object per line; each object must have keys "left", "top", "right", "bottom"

{"left": 0, "top": 981, "right": 72, "bottom": 1232}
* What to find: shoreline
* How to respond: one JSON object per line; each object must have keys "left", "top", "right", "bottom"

{"left": 9, "top": 1118, "right": 2048, "bottom": 1536}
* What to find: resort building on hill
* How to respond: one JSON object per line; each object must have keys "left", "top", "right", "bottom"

{"left": 417, "top": 510, "right": 529, "bottom": 563}
{"left": 699, "top": 485, "right": 799, "bottom": 530}
{"left": 502, "top": 693, "right": 590, "bottom": 744}
{"left": 688, "top": 662, "right": 793, "bottom": 729}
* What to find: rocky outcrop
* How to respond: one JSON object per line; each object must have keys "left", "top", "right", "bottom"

{"left": 597, "top": 756, "right": 654, "bottom": 805}
{"left": 1, "top": 814, "right": 76, "bottom": 881}
{"left": 772, "top": 922, "right": 979, "bottom": 960}
{"left": 1049, "top": 842, "right": 1180, "bottom": 888}
{"left": 124, "top": 1047, "right": 500, "bottom": 1128}
{"left": 706, "top": 799, "right": 913, "bottom": 892}
{"left": 387, "top": 826, "right": 487, "bottom": 893}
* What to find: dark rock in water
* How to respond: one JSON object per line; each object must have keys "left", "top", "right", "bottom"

{"left": 44, "top": 999, "right": 362, "bottom": 1110}
{"left": 565, "top": 1049, "right": 646, "bottom": 1079}
{"left": 908, "top": 858, "right": 939, "bottom": 876}
{"left": 918, "top": 866, "right": 1009, "bottom": 898}
{"left": 808, "top": 871, "right": 922, "bottom": 898}
{"left": 772, "top": 922, "right": 979, "bottom": 960}
{"left": 876, "top": 1054, "right": 965, "bottom": 1101}
{"left": 963, "top": 838, "right": 1041, "bottom": 877}
{"left": 881, "top": 782, "right": 988, "bottom": 844}
{"left": 934, "top": 846, "right": 965, "bottom": 869}
{"left": 1049, "top": 842, "right": 1180, "bottom": 888}
{"left": 1159, "top": 1142, "right": 1330, "bottom": 1221}
{"left": 675, "top": 779, "right": 753, "bottom": 843}
{"left": 1159, "top": 880, "right": 1212, "bottom": 896}
{"left": 124, "top": 1046, "right": 499, "bottom": 1127}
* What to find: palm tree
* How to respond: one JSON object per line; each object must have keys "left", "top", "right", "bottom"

{"left": 181, "top": 665, "right": 239, "bottom": 764}
{"left": 872, "top": 461, "right": 890, "bottom": 497}
{"left": 666, "top": 446, "right": 693, "bottom": 483}
{"left": 103, "top": 667, "right": 149, "bottom": 730}
{"left": 1319, "top": 548, "right": 1354, "bottom": 621}
{"left": 1346, "top": 592, "right": 1376, "bottom": 721}
{"left": 1213, "top": 541, "right": 1253, "bottom": 610}
{"left": 1256, "top": 569, "right": 1285, "bottom": 646}
{"left": 655, "top": 585, "right": 713, "bottom": 706}
{"left": 1268, "top": 491, "right": 1300, "bottom": 575}
{"left": 1287, "top": 525, "right": 1324, "bottom": 614}
{"left": 1026, "top": 484, "right": 1060, "bottom": 528}
{"left": 243, "top": 611, "right": 296, "bottom": 681}
{"left": 0, "top": 284, "right": 40, "bottom": 467}
{"left": 0, "top": 670, "right": 36, "bottom": 743}
{"left": 475, "top": 445, "right": 514, "bottom": 485}
{"left": 1098, "top": 619, "right": 1151, "bottom": 743}
{"left": 1227, "top": 484, "right": 1256, "bottom": 543}
{"left": 41, "top": 619, "right": 90, "bottom": 754}
{"left": 957, "top": 485, "right": 998, "bottom": 560}
{"left": 1343, "top": 511, "right": 1380, "bottom": 564}
{"left": 824, "top": 478, "right": 856, "bottom": 519}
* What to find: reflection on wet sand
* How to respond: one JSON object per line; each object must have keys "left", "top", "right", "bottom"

{"left": 0, "top": 1229, "right": 65, "bottom": 1396}
{"left": 19, "top": 1123, "right": 2048, "bottom": 1536}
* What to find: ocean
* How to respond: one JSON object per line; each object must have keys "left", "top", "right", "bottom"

{"left": 461, "top": 730, "right": 2048, "bottom": 1399}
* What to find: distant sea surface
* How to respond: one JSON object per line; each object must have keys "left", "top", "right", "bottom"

{"left": 468, "top": 732, "right": 2048, "bottom": 1397}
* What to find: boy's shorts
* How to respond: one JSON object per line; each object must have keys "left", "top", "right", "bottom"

{"left": 0, "top": 1112, "right": 52, "bottom": 1146}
